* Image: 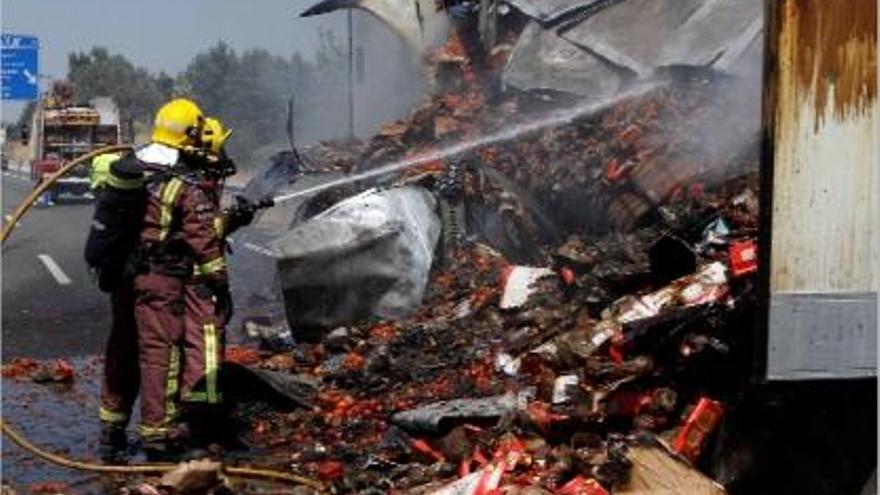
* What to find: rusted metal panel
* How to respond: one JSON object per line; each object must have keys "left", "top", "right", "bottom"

{"left": 763, "top": 0, "right": 878, "bottom": 380}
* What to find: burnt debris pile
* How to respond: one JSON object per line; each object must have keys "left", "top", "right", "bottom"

{"left": 228, "top": 18, "right": 763, "bottom": 495}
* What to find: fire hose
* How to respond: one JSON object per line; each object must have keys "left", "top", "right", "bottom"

{"left": 0, "top": 145, "right": 133, "bottom": 243}
{"left": 0, "top": 145, "right": 326, "bottom": 491}
{"left": 1, "top": 420, "right": 325, "bottom": 490}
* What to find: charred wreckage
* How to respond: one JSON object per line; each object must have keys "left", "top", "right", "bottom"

{"left": 3, "top": 1, "right": 876, "bottom": 494}
{"left": 188, "top": 0, "right": 874, "bottom": 493}
{"left": 223, "top": 0, "right": 774, "bottom": 493}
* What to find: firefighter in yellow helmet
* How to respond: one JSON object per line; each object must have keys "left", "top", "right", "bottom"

{"left": 87, "top": 98, "right": 207, "bottom": 461}
{"left": 166, "top": 116, "right": 271, "bottom": 448}
{"left": 137, "top": 111, "right": 270, "bottom": 458}
{"left": 201, "top": 117, "right": 233, "bottom": 157}
{"left": 151, "top": 98, "right": 205, "bottom": 150}
{"left": 177, "top": 117, "right": 244, "bottom": 445}
{"left": 136, "top": 98, "right": 233, "bottom": 459}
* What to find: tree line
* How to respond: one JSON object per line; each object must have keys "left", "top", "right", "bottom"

{"left": 15, "top": 34, "right": 353, "bottom": 169}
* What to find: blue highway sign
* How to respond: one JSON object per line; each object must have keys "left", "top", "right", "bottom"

{"left": 2, "top": 34, "right": 39, "bottom": 100}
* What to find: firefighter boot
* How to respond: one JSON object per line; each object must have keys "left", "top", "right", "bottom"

{"left": 183, "top": 402, "right": 244, "bottom": 450}
{"left": 142, "top": 423, "right": 212, "bottom": 462}
{"left": 98, "top": 423, "right": 129, "bottom": 463}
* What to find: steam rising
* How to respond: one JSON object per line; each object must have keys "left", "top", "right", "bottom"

{"left": 273, "top": 82, "right": 663, "bottom": 204}
{"left": 297, "top": 12, "right": 426, "bottom": 144}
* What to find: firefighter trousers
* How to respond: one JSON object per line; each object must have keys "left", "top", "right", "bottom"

{"left": 133, "top": 271, "right": 227, "bottom": 443}
{"left": 99, "top": 283, "right": 139, "bottom": 427}
{"left": 134, "top": 271, "right": 186, "bottom": 442}
{"left": 180, "top": 282, "right": 225, "bottom": 405}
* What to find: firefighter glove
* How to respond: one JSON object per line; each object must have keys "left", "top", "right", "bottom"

{"left": 224, "top": 196, "right": 257, "bottom": 235}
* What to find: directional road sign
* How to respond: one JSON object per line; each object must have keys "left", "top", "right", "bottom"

{"left": 2, "top": 34, "right": 39, "bottom": 100}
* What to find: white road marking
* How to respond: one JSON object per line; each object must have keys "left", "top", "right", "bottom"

{"left": 1, "top": 171, "right": 26, "bottom": 181}
{"left": 37, "top": 254, "right": 73, "bottom": 285}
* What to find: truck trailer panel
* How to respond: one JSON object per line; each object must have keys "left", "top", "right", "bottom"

{"left": 761, "top": 0, "right": 878, "bottom": 380}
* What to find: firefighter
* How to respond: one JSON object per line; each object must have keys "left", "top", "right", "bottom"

{"left": 178, "top": 117, "right": 246, "bottom": 442}
{"left": 87, "top": 99, "right": 207, "bottom": 458}
{"left": 131, "top": 98, "right": 221, "bottom": 457}
{"left": 134, "top": 109, "right": 264, "bottom": 458}
{"left": 87, "top": 150, "right": 144, "bottom": 461}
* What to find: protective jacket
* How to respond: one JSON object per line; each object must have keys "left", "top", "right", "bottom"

{"left": 134, "top": 157, "right": 228, "bottom": 442}
{"left": 139, "top": 172, "right": 227, "bottom": 281}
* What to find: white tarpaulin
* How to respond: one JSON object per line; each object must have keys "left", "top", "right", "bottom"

{"left": 270, "top": 186, "right": 441, "bottom": 331}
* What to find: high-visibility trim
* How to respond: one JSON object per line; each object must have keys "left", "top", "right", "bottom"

{"left": 90, "top": 153, "right": 121, "bottom": 190}
{"left": 165, "top": 346, "right": 180, "bottom": 424}
{"left": 213, "top": 216, "right": 226, "bottom": 238}
{"left": 183, "top": 391, "right": 207, "bottom": 402}
{"left": 181, "top": 391, "right": 224, "bottom": 403}
{"left": 204, "top": 323, "right": 219, "bottom": 404}
{"left": 138, "top": 425, "right": 169, "bottom": 440}
{"left": 105, "top": 172, "right": 143, "bottom": 190}
{"left": 158, "top": 177, "right": 184, "bottom": 241}
{"left": 99, "top": 406, "right": 128, "bottom": 425}
{"left": 194, "top": 256, "right": 226, "bottom": 276}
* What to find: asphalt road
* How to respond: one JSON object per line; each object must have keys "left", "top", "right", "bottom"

{"left": 2, "top": 170, "right": 111, "bottom": 359}
{"left": 0, "top": 169, "right": 289, "bottom": 490}
{"left": 1, "top": 168, "right": 293, "bottom": 360}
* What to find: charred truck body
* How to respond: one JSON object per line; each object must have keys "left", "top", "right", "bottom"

{"left": 294, "top": 2, "right": 876, "bottom": 377}
{"left": 208, "top": 0, "right": 880, "bottom": 493}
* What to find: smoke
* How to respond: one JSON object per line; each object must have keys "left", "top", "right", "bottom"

{"left": 273, "top": 82, "right": 663, "bottom": 204}
{"left": 272, "top": 7, "right": 767, "bottom": 242}
{"left": 293, "top": 12, "right": 427, "bottom": 145}
{"left": 352, "top": 12, "right": 426, "bottom": 137}
{"left": 685, "top": 31, "right": 765, "bottom": 179}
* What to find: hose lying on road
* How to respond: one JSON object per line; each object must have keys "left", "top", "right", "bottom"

{"left": 1, "top": 420, "right": 326, "bottom": 491}
{"left": 0, "top": 146, "right": 326, "bottom": 492}
{"left": 0, "top": 144, "right": 133, "bottom": 244}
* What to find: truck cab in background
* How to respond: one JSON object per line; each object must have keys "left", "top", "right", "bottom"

{"left": 28, "top": 88, "right": 123, "bottom": 202}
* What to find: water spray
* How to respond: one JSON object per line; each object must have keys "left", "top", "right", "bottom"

{"left": 271, "top": 82, "right": 660, "bottom": 205}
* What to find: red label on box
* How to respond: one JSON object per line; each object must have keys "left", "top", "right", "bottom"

{"left": 558, "top": 476, "right": 610, "bottom": 495}
{"left": 729, "top": 240, "right": 758, "bottom": 277}
{"left": 673, "top": 397, "right": 724, "bottom": 463}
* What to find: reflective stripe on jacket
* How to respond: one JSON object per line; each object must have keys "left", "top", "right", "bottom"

{"left": 140, "top": 174, "right": 227, "bottom": 281}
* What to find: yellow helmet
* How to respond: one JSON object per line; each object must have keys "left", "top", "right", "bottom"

{"left": 152, "top": 98, "right": 204, "bottom": 149}
{"left": 201, "top": 117, "right": 232, "bottom": 156}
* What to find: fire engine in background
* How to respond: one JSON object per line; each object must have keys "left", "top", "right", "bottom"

{"left": 28, "top": 83, "right": 123, "bottom": 202}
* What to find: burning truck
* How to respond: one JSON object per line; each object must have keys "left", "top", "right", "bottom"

{"left": 205, "top": 1, "right": 876, "bottom": 494}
